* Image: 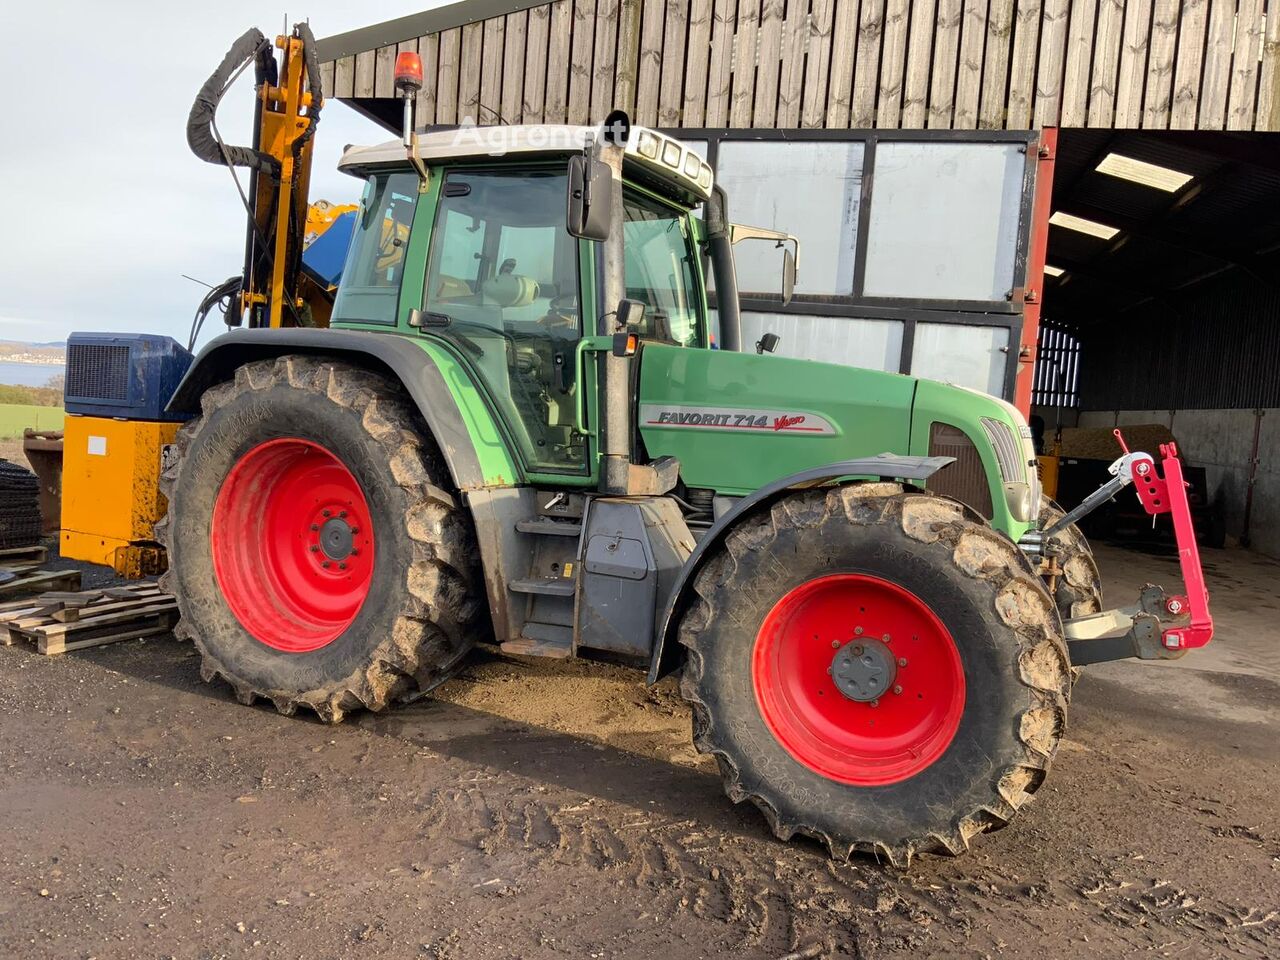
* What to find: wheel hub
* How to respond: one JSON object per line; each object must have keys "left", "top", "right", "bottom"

{"left": 830, "top": 637, "right": 896, "bottom": 702}
{"left": 319, "top": 516, "right": 355, "bottom": 560}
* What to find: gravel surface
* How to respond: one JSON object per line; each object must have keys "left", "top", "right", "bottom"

{"left": 0, "top": 543, "right": 1276, "bottom": 959}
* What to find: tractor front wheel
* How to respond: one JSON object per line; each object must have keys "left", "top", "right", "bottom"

{"left": 157, "top": 356, "right": 481, "bottom": 722}
{"left": 677, "top": 485, "right": 1071, "bottom": 865}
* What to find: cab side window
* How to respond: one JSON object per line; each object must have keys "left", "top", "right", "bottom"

{"left": 622, "top": 191, "right": 703, "bottom": 347}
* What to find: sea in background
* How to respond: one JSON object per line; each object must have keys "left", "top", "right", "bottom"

{"left": 0, "top": 361, "right": 64, "bottom": 387}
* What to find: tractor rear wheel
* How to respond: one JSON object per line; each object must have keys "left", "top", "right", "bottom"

{"left": 1039, "top": 500, "right": 1103, "bottom": 621}
{"left": 157, "top": 355, "right": 482, "bottom": 722}
{"left": 677, "top": 484, "right": 1071, "bottom": 866}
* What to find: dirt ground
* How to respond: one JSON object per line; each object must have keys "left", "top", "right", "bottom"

{"left": 0, "top": 541, "right": 1276, "bottom": 959}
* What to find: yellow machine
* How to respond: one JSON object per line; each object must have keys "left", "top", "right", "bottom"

{"left": 60, "top": 416, "right": 179, "bottom": 578}
{"left": 56, "top": 23, "right": 329, "bottom": 579}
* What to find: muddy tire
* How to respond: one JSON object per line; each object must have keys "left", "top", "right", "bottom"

{"left": 677, "top": 484, "right": 1071, "bottom": 866}
{"left": 156, "top": 355, "right": 482, "bottom": 722}
{"left": 1039, "top": 500, "right": 1103, "bottom": 621}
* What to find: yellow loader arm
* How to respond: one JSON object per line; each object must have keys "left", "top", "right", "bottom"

{"left": 187, "top": 22, "right": 327, "bottom": 329}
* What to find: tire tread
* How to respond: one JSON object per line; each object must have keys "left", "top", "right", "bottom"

{"left": 157, "top": 355, "right": 480, "bottom": 723}
{"left": 678, "top": 485, "right": 1071, "bottom": 866}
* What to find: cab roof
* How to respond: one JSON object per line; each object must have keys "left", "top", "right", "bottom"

{"left": 338, "top": 123, "right": 713, "bottom": 205}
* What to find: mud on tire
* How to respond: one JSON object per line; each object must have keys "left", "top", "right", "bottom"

{"left": 1039, "top": 500, "right": 1104, "bottom": 621}
{"left": 677, "top": 484, "right": 1072, "bottom": 866}
{"left": 156, "top": 355, "right": 482, "bottom": 722}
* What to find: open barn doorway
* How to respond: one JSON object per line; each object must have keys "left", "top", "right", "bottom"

{"left": 1037, "top": 129, "right": 1280, "bottom": 558}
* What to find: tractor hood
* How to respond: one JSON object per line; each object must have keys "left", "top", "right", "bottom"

{"left": 637, "top": 344, "right": 1038, "bottom": 538}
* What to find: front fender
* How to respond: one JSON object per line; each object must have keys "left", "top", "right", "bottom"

{"left": 646, "top": 454, "right": 953, "bottom": 684}
{"left": 169, "top": 329, "right": 498, "bottom": 491}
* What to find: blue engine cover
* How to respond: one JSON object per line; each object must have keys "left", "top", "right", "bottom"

{"left": 64, "top": 333, "right": 194, "bottom": 421}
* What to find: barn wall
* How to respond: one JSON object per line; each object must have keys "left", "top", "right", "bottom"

{"left": 1078, "top": 271, "right": 1280, "bottom": 411}
{"left": 320, "top": 0, "right": 1280, "bottom": 132}
{"left": 1076, "top": 406, "right": 1277, "bottom": 557}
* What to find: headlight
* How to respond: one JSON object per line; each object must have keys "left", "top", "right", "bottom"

{"left": 981, "top": 417, "right": 1039, "bottom": 522}
{"left": 1003, "top": 481, "right": 1034, "bottom": 523}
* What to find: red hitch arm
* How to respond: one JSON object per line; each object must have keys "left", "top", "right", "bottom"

{"left": 1117, "top": 430, "right": 1213, "bottom": 651}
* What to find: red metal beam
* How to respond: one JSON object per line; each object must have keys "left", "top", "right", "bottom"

{"left": 1016, "top": 127, "right": 1056, "bottom": 417}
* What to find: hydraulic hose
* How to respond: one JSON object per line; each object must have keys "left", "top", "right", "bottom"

{"left": 292, "top": 21, "right": 324, "bottom": 157}
{"left": 187, "top": 28, "right": 280, "bottom": 175}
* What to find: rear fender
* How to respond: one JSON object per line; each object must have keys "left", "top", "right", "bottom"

{"left": 646, "top": 455, "right": 953, "bottom": 684}
{"left": 168, "top": 329, "right": 493, "bottom": 491}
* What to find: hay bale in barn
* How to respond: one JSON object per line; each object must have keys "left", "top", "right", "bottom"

{"left": 1059, "top": 424, "right": 1177, "bottom": 461}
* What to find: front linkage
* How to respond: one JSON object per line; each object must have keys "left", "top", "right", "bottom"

{"left": 1023, "top": 429, "right": 1214, "bottom": 666}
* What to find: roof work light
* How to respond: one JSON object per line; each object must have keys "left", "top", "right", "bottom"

{"left": 394, "top": 52, "right": 424, "bottom": 149}
{"left": 394, "top": 52, "right": 424, "bottom": 94}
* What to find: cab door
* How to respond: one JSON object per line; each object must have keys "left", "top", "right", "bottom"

{"left": 418, "top": 165, "right": 594, "bottom": 479}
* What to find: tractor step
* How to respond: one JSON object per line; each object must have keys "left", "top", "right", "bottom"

{"left": 500, "top": 621, "right": 573, "bottom": 658}
{"left": 515, "top": 518, "right": 583, "bottom": 537}
{"left": 509, "top": 576, "right": 576, "bottom": 598}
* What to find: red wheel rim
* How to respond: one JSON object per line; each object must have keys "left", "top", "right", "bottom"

{"left": 752, "top": 574, "right": 965, "bottom": 786}
{"left": 211, "top": 438, "right": 375, "bottom": 653}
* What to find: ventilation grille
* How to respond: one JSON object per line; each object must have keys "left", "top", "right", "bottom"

{"left": 66, "top": 344, "right": 130, "bottom": 402}
{"left": 927, "top": 422, "right": 993, "bottom": 519}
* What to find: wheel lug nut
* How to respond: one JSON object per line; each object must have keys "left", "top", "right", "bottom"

{"left": 322, "top": 561, "right": 331, "bottom": 568}
{"left": 309, "top": 545, "right": 319, "bottom": 552}
{"left": 892, "top": 685, "right": 902, "bottom": 695}
{"left": 350, "top": 548, "right": 359, "bottom": 556}
{"left": 338, "top": 562, "right": 347, "bottom": 570}
{"left": 310, "top": 524, "right": 319, "bottom": 531}
{"left": 831, "top": 640, "right": 840, "bottom": 649}
{"left": 883, "top": 634, "right": 891, "bottom": 642}
{"left": 869, "top": 699, "right": 879, "bottom": 708}
{"left": 339, "top": 510, "right": 347, "bottom": 518}
{"left": 350, "top": 528, "right": 360, "bottom": 535}
{"left": 898, "top": 658, "right": 908, "bottom": 667}
{"left": 322, "top": 509, "right": 331, "bottom": 517}
{"left": 854, "top": 626, "right": 863, "bottom": 636}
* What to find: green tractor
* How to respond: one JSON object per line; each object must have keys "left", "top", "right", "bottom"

{"left": 165, "top": 41, "right": 1212, "bottom": 864}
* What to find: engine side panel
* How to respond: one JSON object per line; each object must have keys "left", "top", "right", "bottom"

{"left": 636, "top": 344, "right": 917, "bottom": 495}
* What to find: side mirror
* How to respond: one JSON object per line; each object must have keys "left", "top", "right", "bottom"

{"left": 782, "top": 248, "right": 796, "bottom": 306}
{"left": 756, "top": 332, "right": 780, "bottom": 355}
{"left": 567, "top": 154, "right": 613, "bottom": 241}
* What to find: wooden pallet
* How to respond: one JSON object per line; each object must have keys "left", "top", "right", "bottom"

{"left": 0, "top": 545, "right": 47, "bottom": 565}
{"left": 0, "top": 583, "right": 176, "bottom": 655}
{"left": 0, "top": 568, "right": 81, "bottom": 600}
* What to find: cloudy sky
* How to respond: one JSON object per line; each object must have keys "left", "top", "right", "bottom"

{"left": 0, "top": 1, "right": 440, "bottom": 348}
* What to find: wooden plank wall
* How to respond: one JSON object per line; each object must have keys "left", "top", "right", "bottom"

{"left": 326, "top": 0, "right": 1280, "bottom": 131}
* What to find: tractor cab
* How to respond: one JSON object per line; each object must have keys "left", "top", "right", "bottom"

{"left": 330, "top": 121, "right": 798, "bottom": 485}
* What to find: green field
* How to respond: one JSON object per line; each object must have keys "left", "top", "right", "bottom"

{"left": 0, "top": 403, "right": 64, "bottom": 439}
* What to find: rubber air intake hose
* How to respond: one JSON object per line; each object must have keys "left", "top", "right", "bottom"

{"left": 187, "top": 27, "right": 281, "bottom": 176}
